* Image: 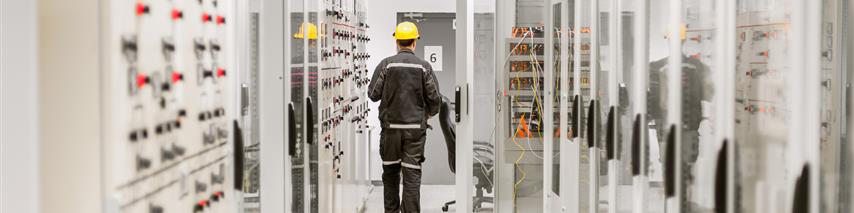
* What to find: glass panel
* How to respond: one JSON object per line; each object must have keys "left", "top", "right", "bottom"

{"left": 306, "top": 1, "right": 319, "bottom": 212}
{"left": 845, "top": 8, "right": 854, "bottom": 208}
{"left": 615, "top": 0, "right": 635, "bottom": 212}
{"left": 595, "top": 0, "right": 613, "bottom": 211}
{"left": 502, "top": 0, "right": 547, "bottom": 211}
{"left": 734, "top": 0, "right": 793, "bottom": 212}
{"left": 846, "top": 27, "right": 854, "bottom": 211}
{"left": 680, "top": 0, "right": 717, "bottom": 212}
{"left": 473, "top": 0, "right": 496, "bottom": 211}
{"left": 242, "top": 12, "right": 262, "bottom": 213}
{"left": 818, "top": 0, "right": 848, "bottom": 212}
{"left": 289, "top": 0, "right": 306, "bottom": 212}
{"left": 644, "top": 0, "right": 670, "bottom": 211}
{"left": 574, "top": 0, "right": 593, "bottom": 212}
{"left": 552, "top": 1, "right": 563, "bottom": 198}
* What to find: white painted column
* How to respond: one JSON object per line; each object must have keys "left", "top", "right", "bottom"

{"left": 455, "top": 0, "right": 475, "bottom": 212}
{"left": 588, "top": 1, "right": 601, "bottom": 212}
{"left": 563, "top": 0, "right": 580, "bottom": 211}
{"left": 631, "top": 0, "right": 649, "bottom": 212}
{"left": 803, "top": 0, "right": 822, "bottom": 212}
{"left": 544, "top": 1, "right": 556, "bottom": 211}
{"left": 259, "top": 0, "right": 288, "bottom": 211}
{"left": 607, "top": 0, "right": 620, "bottom": 212}
{"left": 714, "top": 0, "right": 737, "bottom": 212}
{"left": 665, "top": 0, "right": 683, "bottom": 211}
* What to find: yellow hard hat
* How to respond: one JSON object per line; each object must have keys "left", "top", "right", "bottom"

{"left": 393, "top": 21, "right": 420, "bottom": 40}
{"left": 294, "top": 22, "right": 318, "bottom": 40}
{"left": 665, "top": 24, "right": 687, "bottom": 41}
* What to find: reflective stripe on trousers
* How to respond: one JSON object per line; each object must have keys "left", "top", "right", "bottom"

{"left": 379, "top": 128, "right": 426, "bottom": 213}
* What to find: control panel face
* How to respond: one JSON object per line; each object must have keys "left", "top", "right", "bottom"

{"left": 312, "top": 0, "right": 371, "bottom": 211}
{"left": 733, "top": 1, "right": 793, "bottom": 212}
{"left": 317, "top": 0, "right": 370, "bottom": 181}
{"left": 105, "top": 0, "right": 235, "bottom": 212}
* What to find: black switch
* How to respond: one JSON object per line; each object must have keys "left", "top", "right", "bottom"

{"left": 202, "top": 69, "right": 214, "bottom": 79}
{"left": 195, "top": 181, "right": 207, "bottom": 193}
{"left": 210, "top": 41, "right": 221, "bottom": 52}
{"left": 160, "top": 82, "right": 171, "bottom": 93}
{"left": 161, "top": 147, "right": 175, "bottom": 162}
{"left": 193, "top": 38, "right": 206, "bottom": 59}
{"left": 129, "top": 131, "right": 139, "bottom": 142}
{"left": 149, "top": 203, "right": 163, "bottom": 213}
{"left": 121, "top": 35, "right": 138, "bottom": 62}
{"left": 211, "top": 172, "right": 224, "bottom": 185}
{"left": 203, "top": 131, "right": 215, "bottom": 145}
{"left": 165, "top": 121, "right": 173, "bottom": 132}
{"left": 172, "top": 144, "right": 186, "bottom": 156}
{"left": 136, "top": 155, "right": 151, "bottom": 171}
{"left": 155, "top": 124, "right": 164, "bottom": 135}
{"left": 161, "top": 38, "right": 175, "bottom": 52}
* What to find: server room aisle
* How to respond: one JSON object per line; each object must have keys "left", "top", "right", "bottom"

{"left": 363, "top": 185, "right": 495, "bottom": 213}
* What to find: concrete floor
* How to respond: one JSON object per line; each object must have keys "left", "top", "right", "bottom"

{"left": 362, "top": 184, "right": 671, "bottom": 213}
{"left": 364, "top": 185, "right": 494, "bottom": 213}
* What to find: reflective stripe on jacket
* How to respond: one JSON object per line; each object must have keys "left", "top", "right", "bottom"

{"left": 368, "top": 49, "right": 442, "bottom": 129}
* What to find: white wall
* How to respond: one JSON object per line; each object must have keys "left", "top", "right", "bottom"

{"left": 0, "top": 0, "right": 40, "bottom": 212}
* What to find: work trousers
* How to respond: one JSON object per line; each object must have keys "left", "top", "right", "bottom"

{"left": 380, "top": 128, "right": 427, "bottom": 213}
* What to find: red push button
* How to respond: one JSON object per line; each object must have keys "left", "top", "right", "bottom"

{"left": 210, "top": 191, "right": 224, "bottom": 201}
{"left": 136, "top": 73, "right": 150, "bottom": 88}
{"left": 136, "top": 3, "right": 150, "bottom": 16}
{"left": 216, "top": 16, "right": 226, "bottom": 25}
{"left": 172, "top": 71, "right": 184, "bottom": 83}
{"left": 216, "top": 68, "right": 226, "bottom": 77}
{"left": 202, "top": 13, "right": 212, "bottom": 23}
{"left": 171, "top": 8, "right": 183, "bottom": 20}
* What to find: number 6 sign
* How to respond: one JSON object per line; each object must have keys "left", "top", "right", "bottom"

{"left": 423, "top": 46, "right": 442, "bottom": 72}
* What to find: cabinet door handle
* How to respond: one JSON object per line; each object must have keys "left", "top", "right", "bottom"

{"left": 454, "top": 86, "right": 461, "bottom": 123}
{"left": 288, "top": 103, "right": 296, "bottom": 156}
{"left": 572, "top": 95, "right": 580, "bottom": 138}
{"left": 631, "top": 114, "right": 641, "bottom": 176}
{"left": 606, "top": 106, "right": 616, "bottom": 160}
{"left": 792, "top": 164, "right": 811, "bottom": 212}
{"left": 232, "top": 120, "right": 244, "bottom": 189}
{"left": 665, "top": 125, "right": 676, "bottom": 198}
{"left": 714, "top": 140, "right": 729, "bottom": 213}
{"left": 586, "top": 99, "right": 597, "bottom": 148}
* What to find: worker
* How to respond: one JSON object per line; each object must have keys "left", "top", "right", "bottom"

{"left": 368, "top": 21, "right": 442, "bottom": 213}
{"left": 648, "top": 24, "right": 712, "bottom": 212}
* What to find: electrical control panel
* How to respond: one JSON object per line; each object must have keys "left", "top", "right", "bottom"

{"left": 315, "top": 0, "right": 372, "bottom": 211}
{"left": 506, "top": 30, "right": 548, "bottom": 141}
{"left": 318, "top": 0, "right": 370, "bottom": 182}
{"left": 733, "top": 1, "right": 793, "bottom": 212}
{"left": 103, "top": 0, "right": 236, "bottom": 212}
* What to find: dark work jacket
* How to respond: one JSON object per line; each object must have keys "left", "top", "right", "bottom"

{"left": 368, "top": 49, "right": 442, "bottom": 129}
